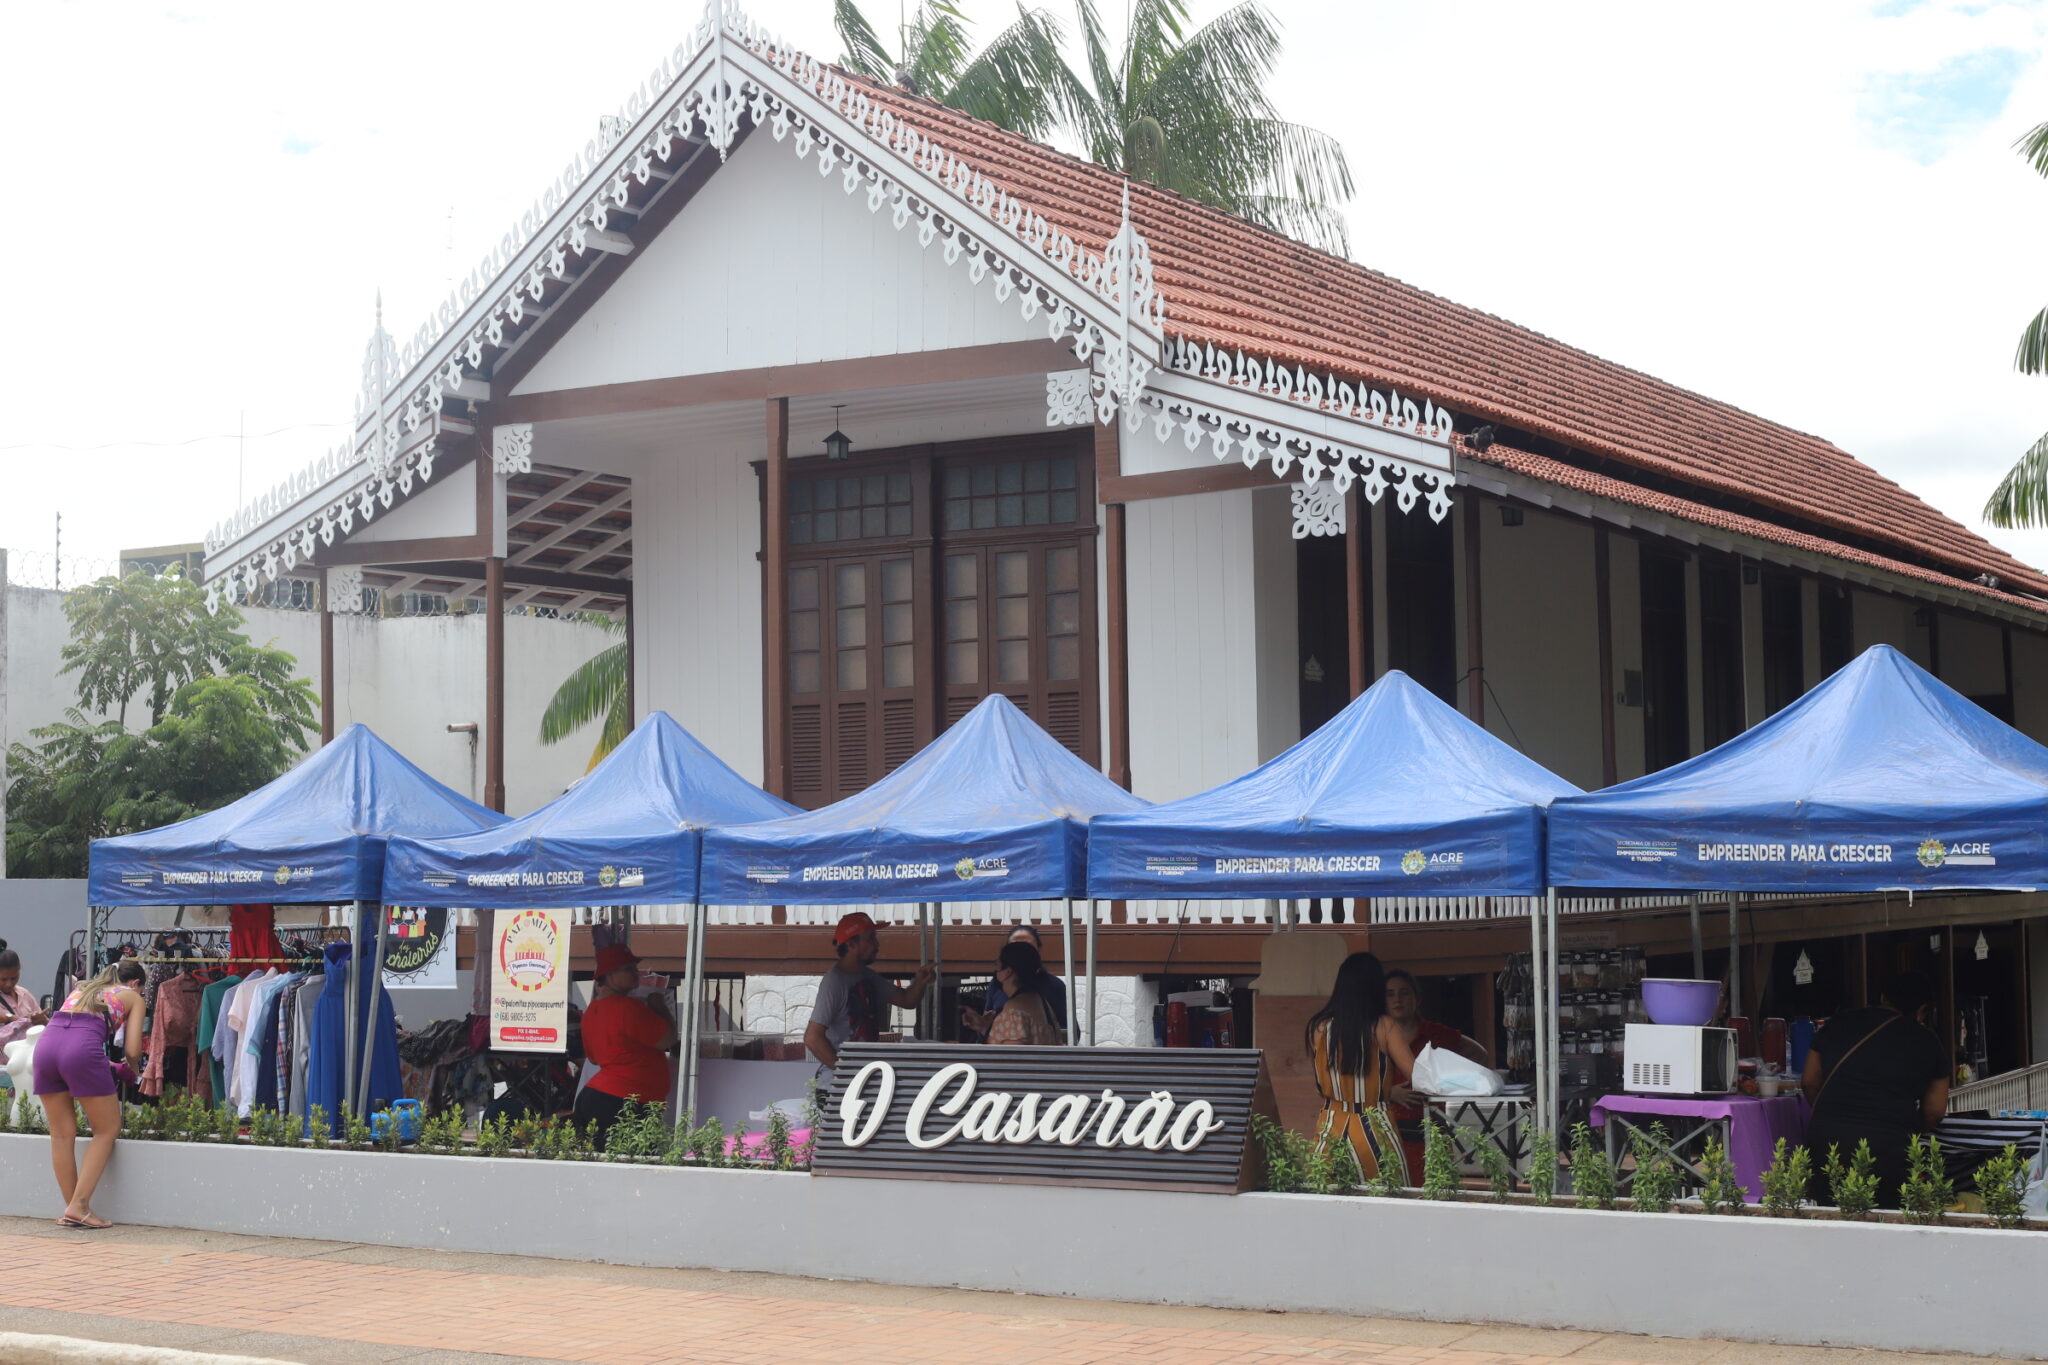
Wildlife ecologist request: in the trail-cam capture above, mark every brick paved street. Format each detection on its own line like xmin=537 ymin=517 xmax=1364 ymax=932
xmin=0 ymin=1216 xmax=2022 ymax=1365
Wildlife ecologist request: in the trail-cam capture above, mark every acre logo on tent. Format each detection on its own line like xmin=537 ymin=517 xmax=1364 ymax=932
xmin=1401 ymin=850 xmax=1427 ymax=875
xmin=1920 ymin=839 xmax=1995 ymax=868
xmin=599 ymin=865 xmax=618 ymax=888
xmin=274 ymin=865 xmax=292 ymax=885
xmin=955 ymin=856 xmax=1010 ymax=881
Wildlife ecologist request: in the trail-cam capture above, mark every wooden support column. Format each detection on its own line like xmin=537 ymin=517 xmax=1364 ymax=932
xmin=1463 ymin=495 xmax=1484 ymax=723
xmin=763 ymin=397 xmax=790 ymax=800
xmin=1100 ymin=418 xmax=1132 ymax=790
xmin=319 ymin=568 xmax=336 ymax=744
xmin=1595 ymin=527 xmax=1618 ymax=786
xmin=1346 ymin=486 xmax=1370 ymax=697
xmin=484 ymin=554 xmax=506 ymax=812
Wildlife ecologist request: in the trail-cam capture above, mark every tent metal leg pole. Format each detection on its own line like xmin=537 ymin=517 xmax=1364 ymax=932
xmin=1531 ymin=895 xmax=1547 ymax=1140
xmin=358 ymin=904 xmax=389 ymax=1119
xmin=1546 ymin=887 xmax=1560 ymax=1139
xmin=681 ymin=902 xmax=703 ymax=1127
xmin=1062 ymin=899 xmax=1077 ymax=1046
xmin=932 ymin=902 xmax=945 ymax=1044
xmin=1085 ymin=899 xmax=1098 ymax=1047
xmin=1690 ymin=895 xmax=1705 ymax=979
xmin=1728 ymin=893 xmax=1742 ymax=1024
xmin=344 ymin=901 xmax=360 ymax=1124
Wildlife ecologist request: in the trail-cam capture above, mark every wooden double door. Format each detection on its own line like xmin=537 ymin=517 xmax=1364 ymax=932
xmin=778 ymin=435 xmax=1099 ymax=807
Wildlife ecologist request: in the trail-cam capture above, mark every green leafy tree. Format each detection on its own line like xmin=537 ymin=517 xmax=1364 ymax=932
xmin=1058 ymin=0 xmax=1354 ymax=254
xmin=538 ymin=616 xmax=629 ymax=767
xmin=6 ymin=575 xmax=316 ymax=877
xmin=834 ymin=0 xmax=1072 ymax=141
xmin=833 ymin=0 xmax=1354 ymax=254
xmin=1984 ymin=120 xmax=2048 ymax=526
xmin=59 ymin=567 xmax=246 ymax=728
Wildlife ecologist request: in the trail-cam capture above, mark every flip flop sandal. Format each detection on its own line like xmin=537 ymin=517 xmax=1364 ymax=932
xmin=58 ymin=1216 xmax=111 ymax=1230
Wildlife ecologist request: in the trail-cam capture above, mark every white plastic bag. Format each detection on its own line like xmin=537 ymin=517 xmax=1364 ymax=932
xmin=1410 ymin=1042 xmax=1504 ymax=1096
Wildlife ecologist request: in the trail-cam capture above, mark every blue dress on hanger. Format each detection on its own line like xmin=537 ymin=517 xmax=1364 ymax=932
xmin=305 ymin=939 xmax=404 ymax=1135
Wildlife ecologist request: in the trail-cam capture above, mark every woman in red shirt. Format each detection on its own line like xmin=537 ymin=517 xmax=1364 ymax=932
xmin=572 ymin=945 xmax=677 ymax=1144
xmin=1384 ymin=968 xmax=1491 ymax=1182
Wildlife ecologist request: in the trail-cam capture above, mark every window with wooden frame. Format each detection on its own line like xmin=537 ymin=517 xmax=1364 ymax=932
xmin=774 ymin=435 xmax=1097 ymax=808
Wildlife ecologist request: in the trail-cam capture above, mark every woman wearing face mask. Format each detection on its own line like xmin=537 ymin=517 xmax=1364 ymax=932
xmin=0 ymin=947 xmax=49 ymax=1057
xmin=34 ymin=959 xmax=147 ymax=1230
xmin=1382 ymin=968 xmax=1491 ymax=1182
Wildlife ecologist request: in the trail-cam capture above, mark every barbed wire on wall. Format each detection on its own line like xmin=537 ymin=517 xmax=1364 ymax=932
xmin=7 ymin=549 xmax=621 ymax=625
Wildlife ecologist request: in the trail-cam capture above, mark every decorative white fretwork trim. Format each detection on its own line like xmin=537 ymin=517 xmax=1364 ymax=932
xmin=1045 ymin=371 xmax=1093 ymax=427
xmin=492 ymin=424 xmax=535 ymax=476
xmin=1164 ymin=337 xmax=1455 ymax=447
xmin=1291 ymin=482 xmax=1347 ymax=538
xmin=325 ymin=565 xmax=369 ymax=615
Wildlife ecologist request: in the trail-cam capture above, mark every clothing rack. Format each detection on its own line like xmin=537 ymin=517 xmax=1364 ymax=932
xmin=132 ymin=956 xmax=324 ymax=967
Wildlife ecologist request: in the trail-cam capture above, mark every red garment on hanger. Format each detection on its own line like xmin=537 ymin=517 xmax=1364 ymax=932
xmin=229 ymin=904 xmax=282 ymax=965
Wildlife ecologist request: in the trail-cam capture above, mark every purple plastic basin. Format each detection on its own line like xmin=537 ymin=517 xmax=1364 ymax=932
xmin=1642 ymin=978 xmax=1721 ymax=1027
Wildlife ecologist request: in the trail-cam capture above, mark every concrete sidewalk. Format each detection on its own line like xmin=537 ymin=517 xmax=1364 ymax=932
xmin=0 ymin=1215 xmax=2023 ymax=1365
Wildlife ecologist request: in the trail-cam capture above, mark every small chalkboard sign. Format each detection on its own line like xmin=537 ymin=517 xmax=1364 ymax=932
xmin=811 ymin=1044 xmax=1275 ymax=1194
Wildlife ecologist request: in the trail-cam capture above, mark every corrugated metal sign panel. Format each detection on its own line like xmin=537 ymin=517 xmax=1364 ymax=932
xmin=811 ymin=1044 xmax=1270 ymax=1193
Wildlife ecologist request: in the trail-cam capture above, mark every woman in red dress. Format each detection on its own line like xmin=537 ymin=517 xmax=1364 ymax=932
xmin=1383 ymin=968 xmax=1492 ymax=1183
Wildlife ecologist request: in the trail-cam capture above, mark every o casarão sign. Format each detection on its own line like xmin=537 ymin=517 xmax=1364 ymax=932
xmin=812 ymin=1044 xmax=1274 ymax=1193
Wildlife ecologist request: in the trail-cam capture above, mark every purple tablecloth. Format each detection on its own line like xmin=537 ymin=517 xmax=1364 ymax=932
xmin=1590 ymin=1092 xmax=1809 ymax=1203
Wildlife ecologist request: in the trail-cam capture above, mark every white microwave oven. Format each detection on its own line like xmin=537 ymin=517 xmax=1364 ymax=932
xmin=1622 ymin=1024 xmax=1738 ymax=1095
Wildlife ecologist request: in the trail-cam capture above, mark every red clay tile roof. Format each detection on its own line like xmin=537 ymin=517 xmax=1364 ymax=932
xmin=849 ymin=80 xmax=2048 ymax=604
xmin=1472 ymin=439 xmax=2048 ymax=615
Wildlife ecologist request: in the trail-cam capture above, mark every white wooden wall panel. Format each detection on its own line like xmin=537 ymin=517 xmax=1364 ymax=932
xmin=1126 ymin=489 xmax=1264 ymax=802
xmin=512 ymin=137 xmax=1040 ymax=397
xmin=1478 ymin=506 xmax=1603 ymax=790
xmin=631 ymin=445 xmax=765 ymax=787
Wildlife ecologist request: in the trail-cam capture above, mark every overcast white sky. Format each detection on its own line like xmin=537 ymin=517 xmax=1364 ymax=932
xmin=3 ymin=0 xmax=2047 ymax=582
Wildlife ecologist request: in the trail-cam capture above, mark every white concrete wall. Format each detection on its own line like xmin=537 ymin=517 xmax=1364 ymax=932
xmin=1475 ymin=505 xmax=1603 ymax=790
xmin=2 ymin=584 xmax=611 ymax=818
xmin=1125 ymin=490 xmax=1267 ymax=803
xmin=513 ymin=134 xmax=1040 ymax=397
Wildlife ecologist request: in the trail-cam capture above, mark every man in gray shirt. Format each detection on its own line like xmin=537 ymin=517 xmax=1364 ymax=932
xmin=804 ymin=912 xmax=935 ymax=1073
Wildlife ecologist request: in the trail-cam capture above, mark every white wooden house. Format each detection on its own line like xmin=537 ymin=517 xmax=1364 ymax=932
xmin=198 ymin=3 xmax=2048 ymax=1067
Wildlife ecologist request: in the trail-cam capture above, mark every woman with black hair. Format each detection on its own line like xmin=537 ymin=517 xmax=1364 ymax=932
xmin=1801 ymin=970 xmax=1950 ymax=1207
xmin=984 ymin=942 xmax=1064 ymax=1046
xmin=1304 ymin=952 xmax=1419 ymax=1182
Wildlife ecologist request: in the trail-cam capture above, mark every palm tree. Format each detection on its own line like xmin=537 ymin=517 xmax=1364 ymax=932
xmin=834 ymin=0 xmax=1073 ymax=142
xmin=833 ymin=0 xmax=1355 ymax=256
xmin=539 ymin=616 xmax=629 ymax=768
xmin=1983 ymin=120 xmax=2048 ymax=527
xmin=1059 ymin=0 xmax=1354 ymax=255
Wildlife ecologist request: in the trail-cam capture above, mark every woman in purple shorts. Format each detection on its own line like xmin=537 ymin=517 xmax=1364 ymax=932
xmin=33 ymin=959 xmax=145 ymax=1229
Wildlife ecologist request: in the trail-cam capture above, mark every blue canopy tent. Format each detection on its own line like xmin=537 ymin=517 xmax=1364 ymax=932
xmin=381 ymin=711 xmax=796 ymax=1115
xmin=86 ymin=723 xmax=506 ymax=1121
xmin=1087 ymin=669 xmax=1581 ymax=901
xmin=1548 ymin=644 xmax=2048 ymax=894
xmin=698 ymin=692 xmax=1149 ymax=1043
xmin=381 ymin=711 xmax=795 ymax=909
xmin=1547 ymin=643 xmax=2048 ymax=1083
xmin=1088 ymin=669 xmax=1580 ymax=1121
xmin=90 ymin=723 xmax=503 ymax=907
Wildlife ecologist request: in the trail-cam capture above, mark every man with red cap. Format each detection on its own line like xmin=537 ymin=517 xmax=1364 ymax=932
xmin=571 ymin=944 xmax=678 ymax=1142
xmin=803 ymin=912 xmax=935 ymax=1074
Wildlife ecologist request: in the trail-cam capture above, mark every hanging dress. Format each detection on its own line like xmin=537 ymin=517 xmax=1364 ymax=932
xmin=1311 ymin=1018 xmax=1396 ymax=1182
xmin=306 ymin=938 xmax=406 ymax=1134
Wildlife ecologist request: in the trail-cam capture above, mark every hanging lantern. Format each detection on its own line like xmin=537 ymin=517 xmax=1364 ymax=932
xmin=823 ymin=405 xmax=853 ymax=461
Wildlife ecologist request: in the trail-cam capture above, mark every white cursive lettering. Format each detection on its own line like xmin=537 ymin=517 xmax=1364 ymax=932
xmin=839 ymin=1061 xmax=895 ymax=1148
xmin=905 ymin=1062 xmax=978 ymax=1149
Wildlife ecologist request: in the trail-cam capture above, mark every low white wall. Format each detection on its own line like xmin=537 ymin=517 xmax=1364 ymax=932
xmin=1 ymin=1135 xmax=2041 ymax=1358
